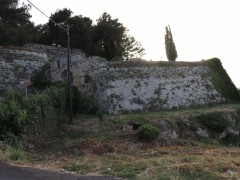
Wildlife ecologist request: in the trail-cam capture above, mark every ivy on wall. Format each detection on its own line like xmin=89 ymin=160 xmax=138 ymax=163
xmin=207 ymin=58 xmax=240 ymax=102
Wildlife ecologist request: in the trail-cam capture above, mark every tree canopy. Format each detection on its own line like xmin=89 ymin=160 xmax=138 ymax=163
xmin=0 ymin=0 xmax=36 ymax=46
xmin=0 ymin=1 xmax=145 ymax=61
xmin=37 ymin=11 xmax=145 ymax=61
xmin=93 ymin=13 xmax=145 ymax=61
xmin=165 ymin=25 xmax=178 ymax=61
xmin=93 ymin=12 xmax=126 ymax=60
xmin=122 ymin=34 xmax=145 ymax=60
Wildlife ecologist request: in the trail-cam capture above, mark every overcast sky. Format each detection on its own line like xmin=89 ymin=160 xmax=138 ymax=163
xmin=21 ymin=0 xmax=240 ymax=87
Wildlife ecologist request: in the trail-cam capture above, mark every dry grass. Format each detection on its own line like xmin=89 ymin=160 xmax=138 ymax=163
xmin=1 ymin=103 xmax=240 ymax=179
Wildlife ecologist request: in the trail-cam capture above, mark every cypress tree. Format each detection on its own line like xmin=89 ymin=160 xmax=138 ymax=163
xmin=165 ymin=25 xmax=178 ymax=61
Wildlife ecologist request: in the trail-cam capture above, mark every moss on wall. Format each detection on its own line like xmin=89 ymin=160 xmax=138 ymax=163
xmin=207 ymin=58 xmax=240 ymax=102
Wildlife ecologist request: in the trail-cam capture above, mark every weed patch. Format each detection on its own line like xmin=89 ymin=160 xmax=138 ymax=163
xmin=197 ymin=112 xmax=229 ymax=133
xmin=103 ymin=162 xmax=147 ymax=179
xmin=8 ymin=149 xmax=27 ymax=161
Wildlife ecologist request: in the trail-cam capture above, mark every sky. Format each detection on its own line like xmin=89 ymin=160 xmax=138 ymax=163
xmin=20 ymin=0 xmax=240 ymax=88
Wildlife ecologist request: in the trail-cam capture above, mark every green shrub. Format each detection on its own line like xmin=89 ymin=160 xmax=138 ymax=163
xmin=197 ymin=112 xmax=229 ymax=133
xmin=3 ymin=132 xmax=23 ymax=148
xmin=0 ymin=98 xmax=27 ymax=138
xmin=220 ymin=133 xmax=240 ymax=146
xmin=0 ymin=82 xmax=99 ymax=145
xmin=0 ymin=83 xmax=67 ymax=141
xmin=138 ymin=124 xmax=160 ymax=141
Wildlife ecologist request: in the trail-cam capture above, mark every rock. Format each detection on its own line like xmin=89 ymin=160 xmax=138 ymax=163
xmin=195 ymin=127 xmax=209 ymax=138
xmin=129 ymin=122 xmax=142 ymax=130
xmin=122 ymin=125 xmax=133 ymax=131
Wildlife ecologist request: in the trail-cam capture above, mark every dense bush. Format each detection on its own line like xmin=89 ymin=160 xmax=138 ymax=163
xmin=138 ymin=124 xmax=160 ymax=141
xmin=197 ymin=112 xmax=229 ymax=133
xmin=0 ymin=91 xmax=27 ymax=147
xmin=0 ymin=97 xmax=27 ymax=137
xmin=0 ymin=83 xmax=100 ymax=145
xmin=0 ymin=83 xmax=67 ymax=145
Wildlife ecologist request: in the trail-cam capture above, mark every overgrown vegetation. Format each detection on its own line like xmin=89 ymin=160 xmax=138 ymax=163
xmin=1 ymin=103 xmax=240 ymax=179
xmin=31 ymin=63 xmax=51 ymax=90
xmin=197 ymin=112 xmax=229 ymax=133
xmin=207 ymin=58 xmax=240 ymax=102
xmin=0 ymin=82 xmax=100 ymax=148
xmin=0 ymin=83 xmax=67 ymax=147
xmin=8 ymin=149 xmax=27 ymax=161
xmin=71 ymin=86 xmax=99 ymax=115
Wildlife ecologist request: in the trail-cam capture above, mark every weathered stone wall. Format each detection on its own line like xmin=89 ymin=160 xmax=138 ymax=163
xmin=0 ymin=45 xmax=225 ymax=114
xmin=0 ymin=46 xmax=49 ymax=91
xmin=81 ymin=61 xmax=224 ymax=114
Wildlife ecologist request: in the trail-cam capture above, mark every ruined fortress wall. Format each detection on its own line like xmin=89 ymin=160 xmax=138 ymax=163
xmin=82 ymin=61 xmax=225 ymax=114
xmin=0 ymin=45 xmax=225 ymax=114
xmin=0 ymin=46 xmax=49 ymax=91
xmin=0 ymin=45 xmax=105 ymax=91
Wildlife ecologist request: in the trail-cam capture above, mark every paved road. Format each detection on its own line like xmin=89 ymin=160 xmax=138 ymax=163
xmin=0 ymin=162 xmax=116 ymax=180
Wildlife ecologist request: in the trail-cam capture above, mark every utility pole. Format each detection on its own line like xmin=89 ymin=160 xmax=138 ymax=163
xmin=67 ymin=25 xmax=73 ymax=124
xmin=26 ymin=0 xmax=73 ymax=124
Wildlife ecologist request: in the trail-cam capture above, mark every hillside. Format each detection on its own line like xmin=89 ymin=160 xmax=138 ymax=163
xmin=1 ymin=103 xmax=240 ymax=179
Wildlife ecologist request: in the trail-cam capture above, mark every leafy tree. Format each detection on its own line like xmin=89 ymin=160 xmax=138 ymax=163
xmin=34 ymin=24 xmax=50 ymax=45
xmin=0 ymin=0 xmax=36 ymax=46
xmin=0 ymin=0 xmax=31 ymax=25
xmin=122 ymin=34 xmax=145 ymax=60
xmin=93 ymin=12 xmax=126 ymax=60
xmin=37 ymin=8 xmax=94 ymax=55
xmin=35 ymin=10 xmax=145 ymax=61
xmin=48 ymin=8 xmax=72 ymax=46
xmin=165 ymin=25 xmax=178 ymax=61
xmin=68 ymin=15 xmax=94 ymax=54
xmin=93 ymin=12 xmax=145 ymax=61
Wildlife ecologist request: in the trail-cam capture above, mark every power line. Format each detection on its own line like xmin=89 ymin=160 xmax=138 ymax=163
xmin=26 ymin=0 xmax=67 ymax=31
xmin=26 ymin=0 xmax=73 ymax=124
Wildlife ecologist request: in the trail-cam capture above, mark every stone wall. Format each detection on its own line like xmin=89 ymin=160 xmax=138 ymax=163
xmin=0 ymin=45 xmax=226 ymax=114
xmin=81 ymin=61 xmax=225 ymax=114
xmin=0 ymin=46 xmax=48 ymax=91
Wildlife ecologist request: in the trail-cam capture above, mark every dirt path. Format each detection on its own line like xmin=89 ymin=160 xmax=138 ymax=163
xmin=0 ymin=162 xmax=117 ymax=180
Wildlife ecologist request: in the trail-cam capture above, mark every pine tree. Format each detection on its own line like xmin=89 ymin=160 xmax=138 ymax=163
xmin=165 ymin=25 xmax=178 ymax=61
xmin=0 ymin=0 xmax=35 ymax=46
